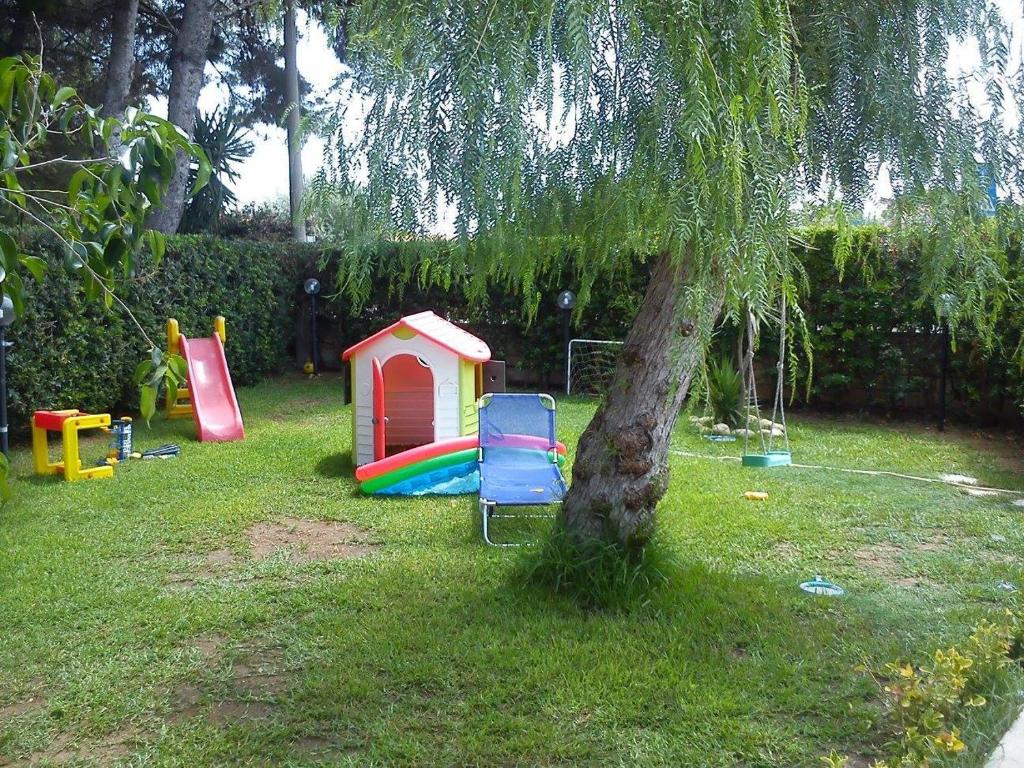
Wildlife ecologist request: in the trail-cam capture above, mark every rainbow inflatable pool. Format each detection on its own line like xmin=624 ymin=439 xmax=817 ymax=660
xmin=356 ymin=435 xmax=567 ymax=496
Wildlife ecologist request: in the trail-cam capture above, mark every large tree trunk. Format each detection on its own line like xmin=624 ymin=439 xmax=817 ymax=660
xmin=148 ymin=0 xmax=216 ymax=234
xmin=101 ymin=0 xmax=139 ymax=117
xmin=284 ymin=0 xmax=306 ymax=242
xmin=560 ymin=248 xmax=725 ymax=550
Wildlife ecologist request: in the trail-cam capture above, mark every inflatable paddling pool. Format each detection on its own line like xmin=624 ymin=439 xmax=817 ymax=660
xmin=356 ymin=435 xmax=567 ymax=496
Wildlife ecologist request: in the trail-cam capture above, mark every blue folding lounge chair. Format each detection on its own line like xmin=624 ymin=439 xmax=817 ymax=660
xmin=478 ymin=393 xmax=568 ymax=546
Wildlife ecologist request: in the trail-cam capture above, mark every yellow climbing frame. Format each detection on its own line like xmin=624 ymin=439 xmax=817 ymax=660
xmin=31 ymin=410 xmax=113 ymax=482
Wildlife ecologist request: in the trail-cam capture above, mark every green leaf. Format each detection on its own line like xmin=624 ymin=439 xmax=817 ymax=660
xmin=3 ymin=172 xmax=24 ymax=207
xmin=1 ymin=136 xmax=17 ymax=172
xmin=18 ymin=255 xmax=46 ymax=282
xmin=139 ymin=384 xmax=157 ymax=426
xmin=167 ymin=354 xmax=188 ymax=383
xmin=147 ymin=363 xmax=168 ymax=388
xmin=51 ymin=86 xmax=76 ymax=109
xmin=5 ymin=271 xmax=23 ymax=318
xmin=65 ymin=241 xmax=86 ymax=270
xmin=132 ymin=359 xmax=153 ymax=385
xmin=67 ymin=168 xmax=90 ymax=202
xmin=147 ymin=230 xmax=166 ymax=262
xmin=0 ymin=63 xmax=17 ymax=116
xmin=191 ymin=154 xmax=212 ymax=195
xmin=0 ymin=231 xmax=16 ymax=267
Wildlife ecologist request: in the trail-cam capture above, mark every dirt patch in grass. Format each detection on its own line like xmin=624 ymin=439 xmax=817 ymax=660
xmin=853 ymin=542 xmax=904 ymax=576
xmin=26 ymin=725 xmax=143 ymax=765
xmin=913 ymin=534 xmax=950 ymax=553
xmin=0 ymin=684 xmax=46 ymax=721
xmin=169 ymin=636 xmax=289 ymax=729
xmin=230 ymin=646 xmax=288 ymax=698
xmin=165 ymin=572 xmax=198 ymax=590
xmin=163 ymin=518 xmax=377 ymax=590
xmin=246 ymin=518 xmax=377 ymax=563
xmin=205 ymin=548 xmax=236 ymax=567
xmin=207 ymin=700 xmax=274 ymax=724
xmin=193 ymin=632 xmax=227 ymax=663
xmin=772 ymin=541 xmax=800 ymax=561
xmin=851 ymin=541 xmax=940 ymax=587
xmin=266 ymin=396 xmax=330 ymax=423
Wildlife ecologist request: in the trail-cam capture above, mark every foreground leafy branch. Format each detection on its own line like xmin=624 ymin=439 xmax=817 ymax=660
xmin=0 ymin=53 xmax=210 ymax=453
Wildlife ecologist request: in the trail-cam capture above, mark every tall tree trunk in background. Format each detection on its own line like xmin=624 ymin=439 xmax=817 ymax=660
xmin=560 ymin=249 xmax=725 ymax=550
xmin=284 ymin=0 xmax=306 ymax=242
xmin=149 ymin=0 xmax=216 ymax=234
xmin=101 ymin=0 xmax=139 ymax=117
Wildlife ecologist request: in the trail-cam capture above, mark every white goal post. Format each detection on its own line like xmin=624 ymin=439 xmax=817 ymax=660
xmin=566 ymin=338 xmax=625 ymax=396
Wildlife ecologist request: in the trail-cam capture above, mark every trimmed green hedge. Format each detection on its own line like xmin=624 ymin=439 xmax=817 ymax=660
xmin=7 ymin=226 xmax=1022 ymax=437
xmin=790 ymin=227 xmax=1022 ymax=422
xmin=309 ymin=230 xmax=1023 ymax=425
xmin=8 ymin=231 xmax=313 ymax=431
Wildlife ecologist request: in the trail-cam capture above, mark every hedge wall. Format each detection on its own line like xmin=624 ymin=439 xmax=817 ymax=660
xmin=8 ymin=226 xmax=1023 ymax=436
xmin=297 ymin=247 xmax=646 ymax=391
xmin=789 ymin=228 xmax=1023 ymax=422
xmin=8 ymin=231 xmax=314 ymax=430
xmin=304 ymin=231 xmax=1023 ymax=426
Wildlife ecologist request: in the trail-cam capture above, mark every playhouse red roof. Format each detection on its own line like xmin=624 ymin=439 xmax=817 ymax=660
xmin=342 ymin=311 xmax=491 ymax=363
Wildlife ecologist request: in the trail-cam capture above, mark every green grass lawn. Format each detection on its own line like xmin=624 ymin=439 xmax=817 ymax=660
xmin=1 ymin=375 xmax=1023 ymax=766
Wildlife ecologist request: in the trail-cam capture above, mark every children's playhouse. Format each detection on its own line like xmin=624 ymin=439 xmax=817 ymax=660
xmin=344 ymin=311 xmax=567 ymax=496
xmin=343 ymin=310 xmax=491 ymax=466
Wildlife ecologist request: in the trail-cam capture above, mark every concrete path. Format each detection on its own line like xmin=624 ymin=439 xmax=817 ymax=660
xmin=987 ymin=710 xmax=1024 ymax=768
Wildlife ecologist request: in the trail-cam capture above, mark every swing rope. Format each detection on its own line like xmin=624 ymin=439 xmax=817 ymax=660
xmin=767 ymin=295 xmax=791 ymax=455
xmin=741 ymin=297 xmax=790 ymax=459
xmin=741 ymin=308 xmax=765 ymax=457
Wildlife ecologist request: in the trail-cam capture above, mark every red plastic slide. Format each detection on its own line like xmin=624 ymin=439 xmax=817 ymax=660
xmin=179 ymin=333 xmax=245 ymax=442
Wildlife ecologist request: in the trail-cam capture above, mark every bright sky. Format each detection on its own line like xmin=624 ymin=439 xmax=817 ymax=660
xmin=197 ymin=11 xmax=343 ymax=207
xmin=190 ymin=4 xmax=1024 ymax=213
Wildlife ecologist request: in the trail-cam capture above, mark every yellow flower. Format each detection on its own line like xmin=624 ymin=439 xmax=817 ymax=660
xmin=935 ymin=730 xmax=965 ymax=753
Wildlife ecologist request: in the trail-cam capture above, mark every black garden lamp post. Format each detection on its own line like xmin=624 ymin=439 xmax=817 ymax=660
xmin=0 ymin=295 xmax=15 ymax=456
xmin=304 ymin=278 xmax=321 ymax=375
xmin=937 ymin=292 xmax=956 ymax=432
xmin=557 ymin=289 xmax=575 ymax=393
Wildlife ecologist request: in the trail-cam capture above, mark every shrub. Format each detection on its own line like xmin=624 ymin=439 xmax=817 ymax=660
xmin=7 ymin=230 xmax=313 ymax=431
xmin=706 ymin=355 xmax=745 ymax=427
xmin=824 ymin=612 xmax=1023 ymax=768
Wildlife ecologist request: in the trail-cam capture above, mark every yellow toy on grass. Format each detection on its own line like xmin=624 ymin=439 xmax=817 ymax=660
xmin=32 ymin=409 xmax=113 ymax=481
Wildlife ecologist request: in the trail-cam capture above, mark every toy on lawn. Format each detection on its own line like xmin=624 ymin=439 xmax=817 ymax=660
xmin=344 ymin=311 xmax=550 ymax=496
xmin=32 ymin=409 xmax=114 ymax=481
xmin=165 ymin=316 xmax=245 ymax=442
xmin=740 ymin=297 xmax=792 ymax=468
xmin=104 ymin=416 xmax=134 ymax=463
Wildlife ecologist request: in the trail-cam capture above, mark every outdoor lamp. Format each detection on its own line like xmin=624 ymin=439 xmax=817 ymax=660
xmin=304 ymin=278 xmax=322 ymax=375
xmin=936 ymin=293 xmax=956 ymax=432
xmin=557 ymin=290 xmax=575 ymax=392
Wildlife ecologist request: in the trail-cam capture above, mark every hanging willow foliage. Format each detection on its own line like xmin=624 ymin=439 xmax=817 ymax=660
xmin=311 ymin=0 xmax=1019 ymax=340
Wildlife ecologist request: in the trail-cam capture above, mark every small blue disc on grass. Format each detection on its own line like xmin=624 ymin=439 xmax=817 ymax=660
xmin=800 ymin=575 xmax=844 ymax=597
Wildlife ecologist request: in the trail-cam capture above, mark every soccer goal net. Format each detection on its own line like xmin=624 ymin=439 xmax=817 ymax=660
xmin=566 ymin=338 xmax=625 ymax=396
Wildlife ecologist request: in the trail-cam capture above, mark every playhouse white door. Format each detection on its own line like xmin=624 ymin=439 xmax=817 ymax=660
xmin=371 ymin=356 xmax=385 ymax=461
